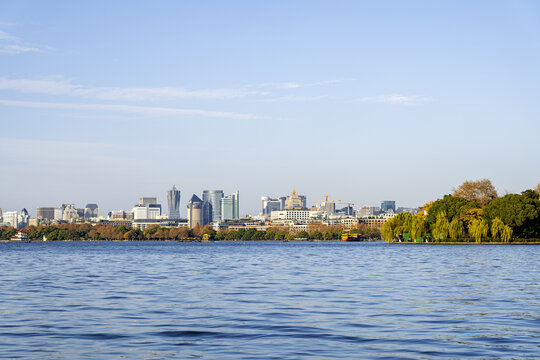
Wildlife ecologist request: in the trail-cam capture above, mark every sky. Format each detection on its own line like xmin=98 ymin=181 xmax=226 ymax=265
xmin=1 ymin=0 xmax=539 ymax=217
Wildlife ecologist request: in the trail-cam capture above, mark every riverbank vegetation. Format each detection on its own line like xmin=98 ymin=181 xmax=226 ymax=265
xmin=382 ymin=179 xmax=540 ymax=243
xmin=0 ymin=223 xmax=380 ymax=241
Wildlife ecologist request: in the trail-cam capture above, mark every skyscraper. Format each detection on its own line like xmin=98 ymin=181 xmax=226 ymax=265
xmin=202 ymin=190 xmax=224 ymax=223
xmin=381 ymin=201 xmax=396 ymax=212
xmin=285 ymin=187 xmax=304 ymax=210
xmin=221 ymin=190 xmax=240 ymax=221
xmin=37 ymin=207 xmax=55 ymax=220
xmin=167 ymin=185 xmax=181 ymax=219
xmin=261 ymin=197 xmax=282 ymax=215
xmin=187 ymin=194 xmax=203 ymax=228
xmin=84 ymin=204 xmax=99 ymax=218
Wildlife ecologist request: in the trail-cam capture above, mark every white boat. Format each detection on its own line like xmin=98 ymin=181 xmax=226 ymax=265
xmin=43 ymin=235 xmax=48 ymax=242
xmin=10 ymin=231 xmax=29 ymax=241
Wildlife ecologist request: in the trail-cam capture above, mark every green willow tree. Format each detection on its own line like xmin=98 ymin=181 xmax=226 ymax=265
xmin=491 ymin=217 xmax=505 ymax=241
xmin=501 ymin=225 xmax=513 ymax=243
xmin=432 ymin=211 xmax=449 ymax=242
xmin=410 ymin=216 xmax=426 ymax=241
xmin=469 ymin=219 xmax=489 ymax=243
xmin=448 ymin=218 xmax=464 ymax=241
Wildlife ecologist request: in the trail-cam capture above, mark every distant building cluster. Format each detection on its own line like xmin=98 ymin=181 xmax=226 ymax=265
xmin=0 ymin=185 xmax=419 ymax=232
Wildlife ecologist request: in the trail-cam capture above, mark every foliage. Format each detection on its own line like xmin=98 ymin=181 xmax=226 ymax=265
xmin=483 ymin=192 xmax=540 ymax=238
xmin=425 ymin=195 xmax=477 ymax=231
xmin=381 ymin=213 xmax=413 ymax=242
xmin=490 ymin=217 xmax=505 ymax=241
xmin=432 ymin=211 xmax=449 ymax=242
xmin=453 ymin=179 xmax=498 ymax=207
xmin=469 ymin=219 xmax=489 ymax=243
xmin=501 ymin=225 xmax=513 ymax=243
xmin=448 ymin=218 xmax=464 ymax=241
xmin=410 ymin=216 xmax=426 ymax=241
xmin=0 ymin=226 xmax=17 ymax=240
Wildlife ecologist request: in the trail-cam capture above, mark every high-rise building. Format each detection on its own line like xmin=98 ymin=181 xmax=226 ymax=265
xmin=3 ymin=211 xmax=17 ymax=227
xmin=285 ymin=187 xmax=304 ymax=210
xmin=0 ymin=206 xmax=3 ymax=220
xmin=221 ymin=190 xmax=240 ymax=221
xmin=139 ymin=197 xmax=157 ymax=206
xmin=167 ymin=186 xmax=181 ymax=219
xmin=300 ymin=195 xmax=307 ymax=209
xmin=202 ymin=190 xmax=224 ymax=223
xmin=381 ymin=201 xmax=396 ymax=213
xmin=18 ymin=208 xmax=29 ymax=228
xmin=54 ymin=207 xmax=63 ymax=221
xmin=63 ymin=205 xmax=78 ymax=221
xmin=261 ymin=197 xmax=282 ymax=215
xmin=187 ymin=194 xmax=203 ymax=228
xmin=37 ymin=207 xmax=55 ymax=220
xmin=84 ymin=204 xmax=99 ymax=218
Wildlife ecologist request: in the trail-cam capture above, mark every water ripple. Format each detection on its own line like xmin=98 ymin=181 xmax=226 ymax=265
xmin=0 ymin=241 xmax=538 ymax=359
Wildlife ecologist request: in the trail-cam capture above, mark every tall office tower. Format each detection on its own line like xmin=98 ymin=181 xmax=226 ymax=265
xmin=279 ymin=197 xmax=287 ymax=210
xmin=18 ymin=208 xmax=29 ymax=228
xmin=300 ymin=195 xmax=307 ymax=209
xmin=381 ymin=201 xmax=396 ymax=213
xmin=233 ymin=190 xmax=239 ymax=219
xmin=261 ymin=197 xmax=282 ymax=215
xmin=139 ymin=197 xmax=157 ymax=206
xmin=202 ymin=190 xmax=224 ymax=223
xmin=84 ymin=204 xmax=99 ymax=218
xmin=167 ymin=185 xmax=181 ymax=219
xmin=3 ymin=211 xmax=17 ymax=227
xmin=37 ymin=207 xmax=55 ymax=220
xmin=221 ymin=190 xmax=240 ymax=221
xmin=54 ymin=207 xmax=63 ymax=220
xmin=187 ymin=194 xmax=203 ymax=228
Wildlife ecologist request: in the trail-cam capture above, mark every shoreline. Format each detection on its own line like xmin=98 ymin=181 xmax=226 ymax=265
xmin=389 ymin=241 xmax=540 ymax=245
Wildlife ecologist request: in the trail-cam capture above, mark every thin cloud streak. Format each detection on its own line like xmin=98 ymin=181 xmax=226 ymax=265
xmin=0 ymin=77 xmax=345 ymax=101
xmin=360 ymin=94 xmax=433 ymax=105
xmin=0 ymin=30 xmax=41 ymax=54
xmin=259 ymin=79 xmax=343 ymax=89
xmin=259 ymin=95 xmax=328 ymax=103
xmin=0 ymin=77 xmax=269 ymax=100
xmin=0 ymin=99 xmax=265 ymax=120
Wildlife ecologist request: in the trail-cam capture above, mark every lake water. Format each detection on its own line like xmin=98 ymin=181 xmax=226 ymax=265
xmin=0 ymin=241 xmax=538 ymax=359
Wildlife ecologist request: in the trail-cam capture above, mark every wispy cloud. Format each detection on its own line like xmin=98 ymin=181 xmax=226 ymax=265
xmin=0 ymin=99 xmax=265 ymax=120
xmin=0 ymin=77 xmax=269 ymax=100
xmin=0 ymin=30 xmax=41 ymax=54
xmin=360 ymin=94 xmax=432 ymax=105
xmin=259 ymin=95 xmax=328 ymax=103
xmin=259 ymin=79 xmax=343 ymax=89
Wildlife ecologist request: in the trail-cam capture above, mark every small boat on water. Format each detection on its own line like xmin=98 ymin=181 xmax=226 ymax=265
xmin=43 ymin=235 xmax=48 ymax=242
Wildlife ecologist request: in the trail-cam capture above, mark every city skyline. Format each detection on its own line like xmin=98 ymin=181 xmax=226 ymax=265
xmin=1 ymin=1 xmax=539 ymax=215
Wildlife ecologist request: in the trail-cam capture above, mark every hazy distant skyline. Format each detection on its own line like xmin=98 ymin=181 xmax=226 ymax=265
xmin=1 ymin=1 xmax=539 ymax=216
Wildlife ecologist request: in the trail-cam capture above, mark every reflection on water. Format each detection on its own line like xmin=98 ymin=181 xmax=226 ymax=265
xmin=0 ymin=241 xmax=538 ymax=359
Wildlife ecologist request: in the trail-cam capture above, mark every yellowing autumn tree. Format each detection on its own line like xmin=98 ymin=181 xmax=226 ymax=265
xmin=453 ymin=179 xmax=498 ymax=207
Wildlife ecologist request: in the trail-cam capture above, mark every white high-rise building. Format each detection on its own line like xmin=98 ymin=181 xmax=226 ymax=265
xmin=3 ymin=211 xmax=18 ymax=227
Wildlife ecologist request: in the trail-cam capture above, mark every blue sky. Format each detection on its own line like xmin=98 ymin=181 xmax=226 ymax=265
xmin=1 ymin=0 xmax=539 ymax=216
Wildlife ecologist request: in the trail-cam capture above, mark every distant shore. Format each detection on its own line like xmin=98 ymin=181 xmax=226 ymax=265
xmin=389 ymin=241 xmax=540 ymax=245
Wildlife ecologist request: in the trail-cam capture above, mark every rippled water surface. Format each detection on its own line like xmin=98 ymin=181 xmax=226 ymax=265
xmin=0 ymin=241 xmax=538 ymax=359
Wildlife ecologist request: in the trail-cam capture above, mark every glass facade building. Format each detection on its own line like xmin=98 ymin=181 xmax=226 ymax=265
xmin=167 ymin=186 xmax=181 ymax=219
xmin=202 ymin=190 xmax=224 ymax=224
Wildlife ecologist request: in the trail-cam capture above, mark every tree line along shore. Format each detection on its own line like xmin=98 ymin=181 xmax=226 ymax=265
xmin=0 ymin=223 xmax=380 ymax=242
xmin=382 ymin=180 xmax=540 ymax=244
